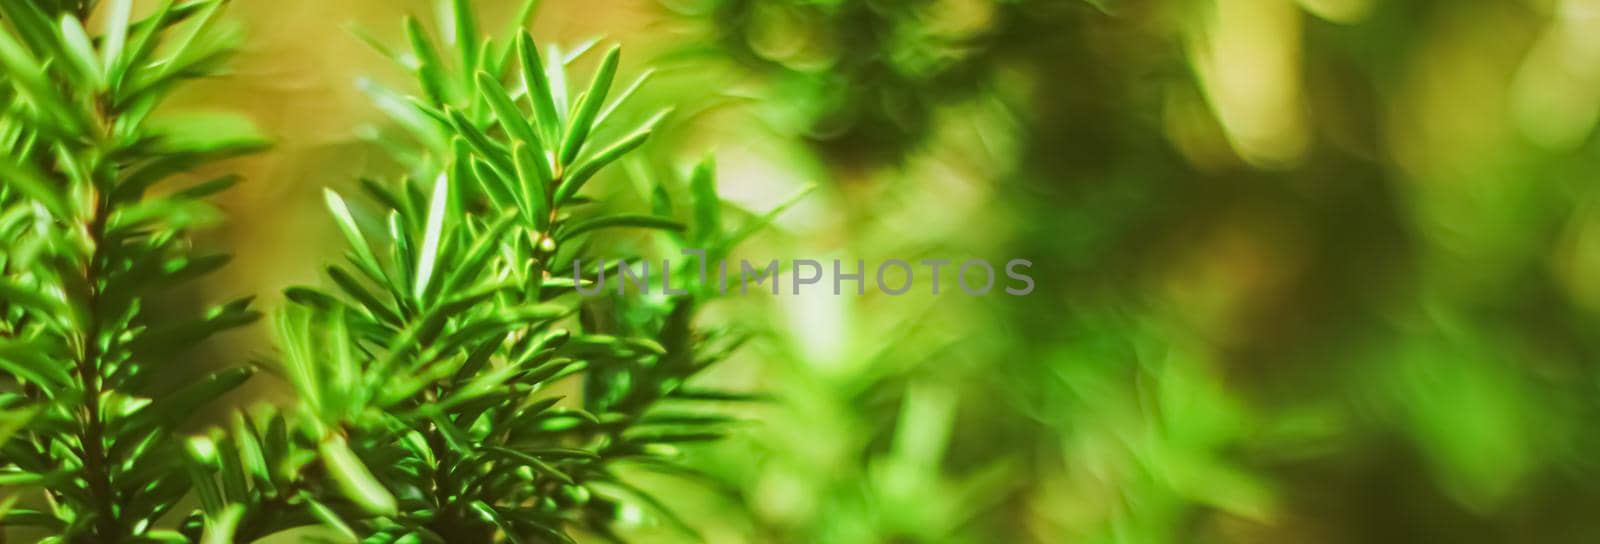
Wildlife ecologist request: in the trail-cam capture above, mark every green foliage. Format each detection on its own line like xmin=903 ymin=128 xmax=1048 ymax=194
xmin=0 ymin=1 xmax=755 ymax=542
xmin=0 ymin=0 xmax=265 ymax=542
xmin=694 ymin=0 xmax=992 ymax=167
xmin=176 ymin=2 xmax=755 ymax=542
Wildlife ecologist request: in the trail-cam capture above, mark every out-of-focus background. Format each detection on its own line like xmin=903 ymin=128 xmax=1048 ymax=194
xmin=184 ymin=0 xmax=1600 ymax=541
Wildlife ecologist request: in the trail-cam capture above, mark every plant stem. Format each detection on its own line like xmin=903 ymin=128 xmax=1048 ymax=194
xmin=74 ymin=93 xmax=122 ymax=538
xmin=74 ymin=187 xmax=121 ymax=542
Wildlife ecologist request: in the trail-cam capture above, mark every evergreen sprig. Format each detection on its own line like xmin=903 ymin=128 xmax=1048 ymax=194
xmin=0 ymin=0 xmax=266 ymax=542
xmin=180 ymin=2 xmax=762 ymax=542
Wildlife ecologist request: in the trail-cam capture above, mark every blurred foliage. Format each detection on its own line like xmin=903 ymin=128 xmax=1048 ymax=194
xmin=642 ymin=0 xmax=1600 ymax=542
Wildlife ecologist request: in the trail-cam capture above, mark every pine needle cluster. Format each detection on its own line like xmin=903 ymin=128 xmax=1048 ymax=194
xmin=0 ymin=1 xmax=762 ymax=542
